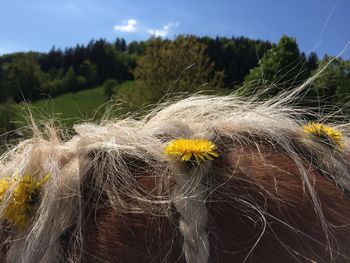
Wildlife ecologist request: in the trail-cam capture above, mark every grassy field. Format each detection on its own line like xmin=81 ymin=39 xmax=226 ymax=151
xmin=0 ymin=85 xmax=112 ymax=150
xmin=13 ymin=81 xmax=138 ymax=130
xmin=8 ymin=80 xmax=228 ymax=132
xmin=16 ymin=86 xmax=106 ymax=129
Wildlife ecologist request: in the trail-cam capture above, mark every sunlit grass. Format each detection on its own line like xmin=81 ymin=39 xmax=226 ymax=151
xmin=15 ymin=86 xmax=106 ymax=130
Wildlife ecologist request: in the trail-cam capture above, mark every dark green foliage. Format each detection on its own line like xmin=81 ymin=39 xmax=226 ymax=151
xmin=64 ymin=66 xmax=78 ymax=92
xmin=0 ymin=35 xmax=322 ymax=105
xmin=2 ymin=54 xmax=46 ymax=102
xmin=63 ymin=66 xmax=86 ymax=92
xmin=39 ymin=47 xmax=64 ymax=71
xmin=43 ymin=78 xmax=65 ymax=96
xmin=3 ymin=34 xmax=350 ymax=130
xmin=115 ymin=38 xmax=127 ymax=52
xmin=79 ymin=59 xmax=97 ymax=87
xmin=132 ymin=36 xmax=224 ymax=104
xmin=103 ymin=79 xmax=119 ymax=100
xmin=113 ymin=81 xmax=150 ymax=114
xmin=306 ymin=52 xmax=319 ymax=72
xmin=0 ymin=38 xmax=137 ymax=103
xmin=242 ymin=35 xmax=310 ymax=97
xmin=127 ymin=41 xmax=146 ymax=55
xmin=0 ymin=100 xmax=17 ymax=133
xmin=313 ymin=56 xmax=350 ymax=104
xmin=200 ymin=36 xmax=274 ymax=87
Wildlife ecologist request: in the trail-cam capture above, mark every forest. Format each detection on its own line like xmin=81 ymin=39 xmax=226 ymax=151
xmin=0 ymin=34 xmax=349 ymax=136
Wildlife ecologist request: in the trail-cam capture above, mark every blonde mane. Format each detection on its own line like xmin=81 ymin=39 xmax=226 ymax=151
xmin=0 ymin=90 xmax=350 ymax=262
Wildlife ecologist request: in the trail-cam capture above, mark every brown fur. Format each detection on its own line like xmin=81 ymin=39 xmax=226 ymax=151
xmin=1 ymin=93 xmax=350 ymax=262
xmin=80 ymin=143 xmax=350 ymax=262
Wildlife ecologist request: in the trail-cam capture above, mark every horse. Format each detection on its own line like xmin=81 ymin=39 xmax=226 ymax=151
xmin=0 ymin=89 xmax=350 ymax=263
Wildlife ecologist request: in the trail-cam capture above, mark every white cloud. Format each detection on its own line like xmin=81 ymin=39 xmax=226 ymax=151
xmin=148 ymin=22 xmax=179 ymax=38
xmin=114 ymin=19 xmax=137 ymax=33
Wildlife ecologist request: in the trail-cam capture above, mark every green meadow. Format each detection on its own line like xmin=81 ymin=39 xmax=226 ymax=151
xmin=11 ymin=81 xmax=137 ymax=131
xmin=12 ymin=86 xmax=105 ymax=130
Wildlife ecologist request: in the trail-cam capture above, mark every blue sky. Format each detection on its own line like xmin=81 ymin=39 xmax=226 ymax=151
xmin=0 ymin=0 xmax=350 ymax=57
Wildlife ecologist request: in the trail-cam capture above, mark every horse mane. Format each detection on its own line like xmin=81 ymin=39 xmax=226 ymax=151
xmin=1 ymin=88 xmax=350 ymax=262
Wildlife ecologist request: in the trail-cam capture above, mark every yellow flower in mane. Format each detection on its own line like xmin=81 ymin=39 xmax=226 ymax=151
xmin=303 ymin=122 xmax=344 ymax=148
xmin=0 ymin=174 xmax=50 ymax=230
xmin=164 ymin=138 xmax=219 ymax=162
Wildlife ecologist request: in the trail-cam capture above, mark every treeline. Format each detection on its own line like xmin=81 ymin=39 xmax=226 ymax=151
xmin=0 ymin=35 xmax=278 ymax=103
xmin=1 ymin=34 xmax=350 ymax=132
xmin=0 ymin=38 xmax=146 ymax=102
xmin=202 ymin=36 xmax=275 ymax=86
xmin=241 ymin=36 xmax=350 ymax=107
xmin=119 ymin=34 xmax=350 ymax=109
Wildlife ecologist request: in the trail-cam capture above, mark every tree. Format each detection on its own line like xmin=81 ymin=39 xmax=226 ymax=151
xmin=201 ymin=36 xmax=273 ymax=87
xmin=313 ymin=56 xmax=350 ymax=104
xmin=79 ymin=59 xmax=97 ymax=87
xmin=3 ymin=54 xmax=45 ymax=102
xmin=65 ymin=66 xmax=77 ymax=91
xmin=40 ymin=46 xmax=64 ymax=71
xmin=0 ymin=100 xmax=17 ymax=133
xmin=127 ymin=41 xmax=146 ymax=55
xmin=115 ymin=38 xmax=127 ymax=52
xmin=103 ymin=79 xmax=119 ymax=100
xmin=0 ymin=65 xmax=12 ymax=102
xmin=88 ymin=39 xmax=131 ymax=83
xmin=242 ymin=35 xmax=310 ymax=97
xmin=306 ymin=52 xmax=319 ymax=72
xmin=132 ymin=36 xmax=223 ymax=104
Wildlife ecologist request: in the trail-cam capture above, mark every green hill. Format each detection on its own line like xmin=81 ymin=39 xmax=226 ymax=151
xmin=14 ymin=81 xmax=138 ymax=129
xmin=14 ymin=86 xmax=107 ymax=129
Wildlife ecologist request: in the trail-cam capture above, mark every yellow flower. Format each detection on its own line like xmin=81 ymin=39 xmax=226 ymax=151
xmin=0 ymin=174 xmax=50 ymax=230
xmin=303 ymin=122 xmax=344 ymax=148
xmin=164 ymin=138 xmax=219 ymax=162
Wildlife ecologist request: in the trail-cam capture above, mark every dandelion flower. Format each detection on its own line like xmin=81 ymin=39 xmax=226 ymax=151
xmin=303 ymin=122 xmax=343 ymax=148
xmin=164 ymin=138 xmax=219 ymax=162
xmin=0 ymin=174 xmax=50 ymax=230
